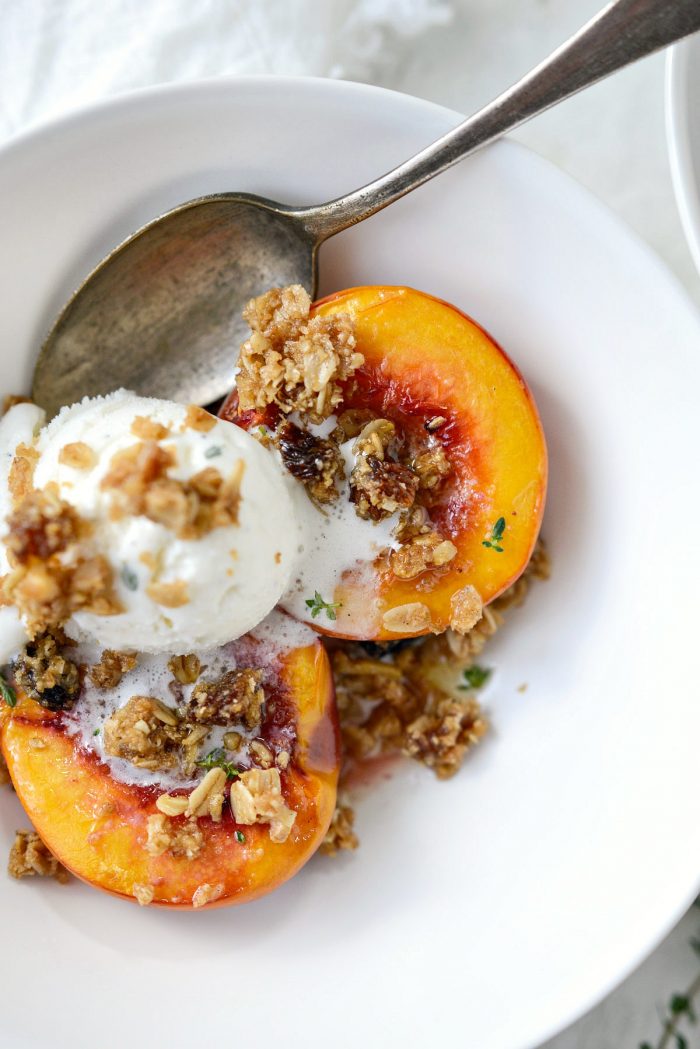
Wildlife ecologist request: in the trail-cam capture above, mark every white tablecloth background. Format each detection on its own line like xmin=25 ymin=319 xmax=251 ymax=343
xmin=2 ymin=1 xmax=698 ymax=1045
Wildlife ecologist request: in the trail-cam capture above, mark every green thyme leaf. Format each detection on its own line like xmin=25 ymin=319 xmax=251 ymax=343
xmin=670 ymin=995 xmax=691 ymax=1017
xmin=195 ymin=747 xmax=239 ymax=779
xmin=459 ymin=665 xmax=492 ymax=690
xmin=93 ymin=728 xmax=100 ymax=736
xmin=235 ymin=830 xmax=245 ymax=843
xmin=0 ymin=673 xmax=16 ymax=707
xmin=675 ymin=1035 xmax=688 ymax=1049
xmin=483 ymin=517 xmax=507 ymax=553
xmin=120 ymin=564 xmax=139 ymax=591
xmin=204 ymin=445 xmax=222 ymax=459
xmin=305 ymin=591 xmax=341 ymax=621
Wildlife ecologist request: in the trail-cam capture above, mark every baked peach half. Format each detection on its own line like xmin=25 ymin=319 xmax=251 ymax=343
xmin=222 ymin=285 xmax=547 ymax=642
xmin=0 ymin=626 xmax=339 ymax=908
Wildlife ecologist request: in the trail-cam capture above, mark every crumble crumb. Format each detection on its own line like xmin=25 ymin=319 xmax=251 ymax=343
xmin=191 ymin=881 xmax=224 ymax=908
xmin=403 ymin=694 xmax=488 ymax=779
xmin=381 ymin=602 xmax=432 ymax=634
xmin=8 ymin=829 xmax=69 ymax=883
xmin=184 ymin=767 xmax=227 ymax=819
xmin=101 ymin=441 xmax=244 ymax=540
xmin=145 ymin=813 xmax=203 ymax=859
xmin=449 ymin=585 xmax=483 ymax=635
xmin=229 ymin=767 xmax=296 ymax=843
xmin=89 ymin=649 xmax=138 ymax=689
xmin=412 ymin=443 xmax=451 ymax=491
xmin=133 ymin=883 xmax=155 ymax=906
xmin=181 ymin=405 xmax=217 ymax=433
xmin=3 ymin=488 xmax=122 ymax=634
xmin=277 ymin=420 xmax=344 ymax=504
xmin=390 ymin=531 xmax=457 ymax=580
xmin=237 ymin=285 xmax=363 ymax=423
xmin=8 ymin=442 xmax=40 ymax=506
xmin=320 ymin=798 xmax=359 ymax=856
xmin=333 ymin=646 xmax=487 ymax=781
xmin=249 ymin=739 xmax=273 ymax=769
xmin=168 ymin=653 xmax=201 ymax=685
xmin=350 ymin=419 xmax=419 ymax=521
xmin=146 ymin=579 xmax=189 ymax=608
xmin=131 ymin=416 xmax=170 ymax=441
xmin=58 ymin=441 xmax=97 ymax=471
xmin=187 ymin=668 xmax=264 ymax=729
xmin=13 ymin=632 xmax=80 ymax=710
xmin=103 ymin=696 xmax=184 ymax=770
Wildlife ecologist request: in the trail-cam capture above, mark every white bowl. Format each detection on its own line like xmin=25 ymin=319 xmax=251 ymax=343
xmin=667 ymin=36 xmax=700 ymax=275
xmin=1 ymin=77 xmax=700 ymax=1049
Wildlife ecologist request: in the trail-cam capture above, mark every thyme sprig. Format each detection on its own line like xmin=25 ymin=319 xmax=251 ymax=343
xmin=482 ymin=516 xmax=506 ymax=553
xmin=305 ymin=591 xmax=342 ymax=621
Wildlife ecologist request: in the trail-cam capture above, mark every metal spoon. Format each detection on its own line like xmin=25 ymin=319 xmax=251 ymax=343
xmin=33 ymin=0 xmax=700 ymax=417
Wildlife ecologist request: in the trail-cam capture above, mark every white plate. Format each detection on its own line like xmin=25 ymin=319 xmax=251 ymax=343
xmin=1 ymin=77 xmax=699 ymax=1049
xmin=667 ymin=36 xmax=700 ymax=275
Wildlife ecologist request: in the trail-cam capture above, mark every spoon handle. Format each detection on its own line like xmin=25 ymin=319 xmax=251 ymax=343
xmin=301 ymin=0 xmax=700 ymax=242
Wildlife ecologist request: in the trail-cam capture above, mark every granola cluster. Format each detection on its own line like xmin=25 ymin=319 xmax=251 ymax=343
xmin=186 ymin=668 xmax=264 ymax=729
xmin=2 ymin=487 xmax=122 ymax=637
xmin=89 ymin=648 xmax=138 ymax=689
xmin=8 ymin=829 xmax=69 ymax=883
xmin=13 ymin=631 xmax=80 ymax=710
xmin=103 ymin=695 xmax=184 ymax=771
xmin=237 ymin=285 xmax=363 ymax=423
xmin=235 ymin=288 xmax=457 ymax=582
xmin=101 ymin=440 xmax=244 ymax=541
xmin=325 ymin=541 xmax=550 ymax=853
xmin=277 ymin=421 xmax=344 ymax=504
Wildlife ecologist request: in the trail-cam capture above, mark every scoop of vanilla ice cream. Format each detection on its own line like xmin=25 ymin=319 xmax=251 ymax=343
xmin=23 ymin=390 xmax=300 ymax=653
xmin=0 ymin=402 xmax=47 ymax=662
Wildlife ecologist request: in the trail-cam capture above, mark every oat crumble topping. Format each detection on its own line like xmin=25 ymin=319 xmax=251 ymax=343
xmin=103 ymin=695 xmax=184 ymax=771
xmin=100 ymin=440 xmax=244 ymax=541
xmin=58 ymin=441 xmax=97 ymax=471
xmin=277 ymin=420 xmax=345 ymax=504
xmin=131 ymin=416 xmax=170 ymax=441
xmin=145 ymin=579 xmax=189 ymax=608
xmin=13 ymin=632 xmax=80 ymax=710
xmin=237 ymin=285 xmax=363 ymax=423
xmin=390 ymin=531 xmax=458 ymax=580
xmin=191 ymin=881 xmax=224 ymax=908
xmin=145 ymin=813 xmax=203 ymax=859
xmin=181 ymin=405 xmax=217 ymax=433
xmin=89 ymin=649 xmax=138 ymax=689
xmin=133 ymin=883 xmax=155 ymax=906
xmin=168 ymin=653 xmax=201 ymax=685
xmin=381 ymin=602 xmax=433 ymax=634
xmin=8 ymin=442 xmax=40 ymax=507
xmin=3 ymin=487 xmax=122 ymax=635
xmin=449 ymin=585 xmax=484 ymax=636
xmin=349 ymin=419 xmax=419 ymax=522
xmin=327 ymin=541 xmax=550 ymax=850
xmin=229 ymin=767 xmax=296 ymax=843
xmin=320 ymin=798 xmax=359 ymax=856
xmin=187 ymin=668 xmax=264 ymax=730
xmin=8 ymin=829 xmax=69 ymax=883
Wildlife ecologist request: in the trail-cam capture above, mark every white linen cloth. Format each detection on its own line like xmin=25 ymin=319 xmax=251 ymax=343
xmin=0 ymin=1 xmax=696 ymax=1047
xmin=0 ymin=0 xmax=450 ymax=140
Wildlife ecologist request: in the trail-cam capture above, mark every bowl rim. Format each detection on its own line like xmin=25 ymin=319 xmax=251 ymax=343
xmin=2 ymin=72 xmax=700 ymax=1049
xmin=666 ymin=38 xmax=700 ymax=277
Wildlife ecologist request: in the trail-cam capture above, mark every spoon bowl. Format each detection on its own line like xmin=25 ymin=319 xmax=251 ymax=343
xmin=32 ymin=194 xmax=317 ymax=416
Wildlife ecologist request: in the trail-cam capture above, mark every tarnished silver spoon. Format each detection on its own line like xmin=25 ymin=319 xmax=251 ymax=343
xmin=33 ymin=0 xmax=700 ymax=417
